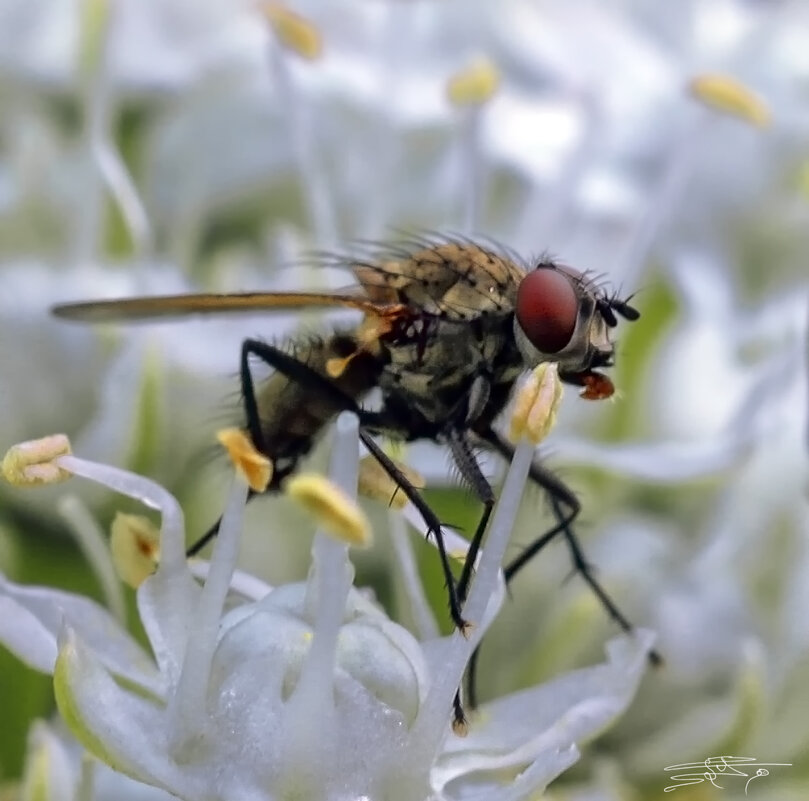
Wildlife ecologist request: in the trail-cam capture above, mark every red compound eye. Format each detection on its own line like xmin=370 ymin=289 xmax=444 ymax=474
xmin=515 ymin=268 xmax=579 ymax=353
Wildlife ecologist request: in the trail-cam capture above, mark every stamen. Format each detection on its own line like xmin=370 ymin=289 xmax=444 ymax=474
xmin=263 ymin=0 xmax=334 ymax=245
xmin=388 ymin=512 xmax=440 ymax=641
xmin=402 ymin=436 xmax=536 ymax=764
xmin=58 ymin=495 xmax=126 ymax=623
xmin=286 ymin=473 xmax=372 ymax=548
xmin=689 ymin=73 xmax=770 ymax=127
xmin=60 ymin=455 xmax=184 ymax=574
xmin=402 ymin=364 xmax=562 ymax=762
xmin=509 ymin=363 xmax=563 ymax=444
xmin=2 ymin=435 xmax=73 ymax=487
xmin=446 ymin=57 xmax=500 ymax=107
xmin=216 ymin=428 xmax=273 ymax=492
xmin=167 ymin=474 xmax=248 ymax=755
xmin=109 ymin=513 xmax=160 ymax=589
xmin=261 ymin=2 xmax=323 ymax=61
xmin=280 ymin=412 xmax=360 ymax=797
xmin=3 ymin=435 xmax=185 ymax=577
xmin=447 ymin=56 xmax=500 ymax=233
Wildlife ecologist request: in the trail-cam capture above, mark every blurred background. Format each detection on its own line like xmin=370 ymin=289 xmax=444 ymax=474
xmin=1 ymin=0 xmax=808 ymax=798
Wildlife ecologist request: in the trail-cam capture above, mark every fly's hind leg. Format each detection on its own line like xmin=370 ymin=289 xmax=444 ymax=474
xmin=464 ymin=426 xmax=661 ymax=709
xmin=187 ymin=489 xmax=258 ymax=557
xmin=187 ymin=337 xmax=367 ymax=557
xmin=237 ymin=344 xmax=472 ymax=642
xmin=449 ymin=429 xmax=497 ymax=607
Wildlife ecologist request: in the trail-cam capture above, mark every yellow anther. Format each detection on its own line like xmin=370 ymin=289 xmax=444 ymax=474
xmin=262 ymin=2 xmax=322 ymax=60
xmin=447 ymin=57 xmax=500 ymax=106
xmin=216 ymin=428 xmax=273 ymax=492
xmin=1 ymin=435 xmax=73 ymax=487
xmin=358 ymin=454 xmax=424 ymax=510
xmin=110 ymin=513 xmax=160 ymax=588
xmin=509 ymin=363 xmax=563 ymax=445
xmin=286 ymin=473 xmax=372 ymax=548
xmin=689 ymin=73 xmax=770 ymax=127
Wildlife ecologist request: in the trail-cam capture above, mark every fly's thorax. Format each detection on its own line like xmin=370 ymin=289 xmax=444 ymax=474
xmin=378 ymin=312 xmax=518 ymax=428
xmin=354 ymin=241 xmax=524 ymax=320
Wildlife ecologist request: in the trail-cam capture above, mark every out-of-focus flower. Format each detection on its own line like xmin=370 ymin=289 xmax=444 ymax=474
xmin=0 ymin=409 xmax=653 ymax=801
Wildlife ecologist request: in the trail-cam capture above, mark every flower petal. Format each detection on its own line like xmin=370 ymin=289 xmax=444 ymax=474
xmin=136 ymin=566 xmax=202 ymax=688
xmin=54 ymin=626 xmax=204 ymax=800
xmin=0 ymin=593 xmax=59 ymax=673
xmin=434 ymin=631 xmax=654 ymax=792
xmin=552 ymin=435 xmax=752 ymax=481
xmin=0 ymin=574 xmax=160 ymax=693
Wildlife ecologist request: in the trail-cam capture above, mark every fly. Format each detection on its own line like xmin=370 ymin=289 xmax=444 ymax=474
xmin=52 ymin=235 xmax=652 ymax=726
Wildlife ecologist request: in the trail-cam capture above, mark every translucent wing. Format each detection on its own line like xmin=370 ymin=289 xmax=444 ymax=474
xmin=52 ymin=291 xmax=395 ymax=323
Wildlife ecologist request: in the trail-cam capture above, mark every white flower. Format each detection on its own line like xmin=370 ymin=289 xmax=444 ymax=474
xmin=0 ymin=410 xmax=654 ymax=801
xmin=4 ymin=1 xmax=809 ymax=797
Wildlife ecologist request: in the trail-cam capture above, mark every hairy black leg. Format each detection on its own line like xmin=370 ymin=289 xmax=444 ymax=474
xmin=449 ymin=430 xmax=496 ymax=604
xmin=358 ymin=429 xmax=469 ymax=637
xmin=464 ymin=427 xmax=660 ymax=709
xmin=443 ymin=428 xmax=497 ymax=731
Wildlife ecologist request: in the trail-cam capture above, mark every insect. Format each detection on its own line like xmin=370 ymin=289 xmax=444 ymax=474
xmin=53 ymin=235 xmax=650 ymax=725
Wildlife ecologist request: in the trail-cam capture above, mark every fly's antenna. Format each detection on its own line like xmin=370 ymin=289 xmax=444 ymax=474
xmin=609 ymin=290 xmax=641 ymax=321
xmin=598 ymin=289 xmax=641 ymax=326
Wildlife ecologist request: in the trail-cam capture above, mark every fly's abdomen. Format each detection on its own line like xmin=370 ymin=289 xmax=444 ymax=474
xmin=254 ymin=332 xmax=383 ymax=485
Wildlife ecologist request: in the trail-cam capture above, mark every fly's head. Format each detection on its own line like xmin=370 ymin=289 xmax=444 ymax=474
xmin=513 ymin=260 xmax=640 ymax=400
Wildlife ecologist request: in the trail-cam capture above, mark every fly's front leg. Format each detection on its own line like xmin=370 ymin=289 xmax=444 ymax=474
xmin=486 ymin=427 xmax=651 ymax=634
xmin=464 ymin=427 xmax=661 ymax=709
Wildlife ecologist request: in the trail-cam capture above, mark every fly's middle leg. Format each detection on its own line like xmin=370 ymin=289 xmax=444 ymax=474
xmin=448 ymin=429 xmax=497 ymax=608
xmin=357 ymin=428 xmax=471 ymax=639
xmin=443 ymin=427 xmax=498 ymax=732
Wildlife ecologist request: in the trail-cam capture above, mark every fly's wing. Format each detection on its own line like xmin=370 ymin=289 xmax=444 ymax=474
xmin=350 ymin=239 xmax=526 ymax=321
xmin=52 ymin=291 xmax=398 ymax=323
xmin=52 ymin=238 xmax=525 ymax=324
